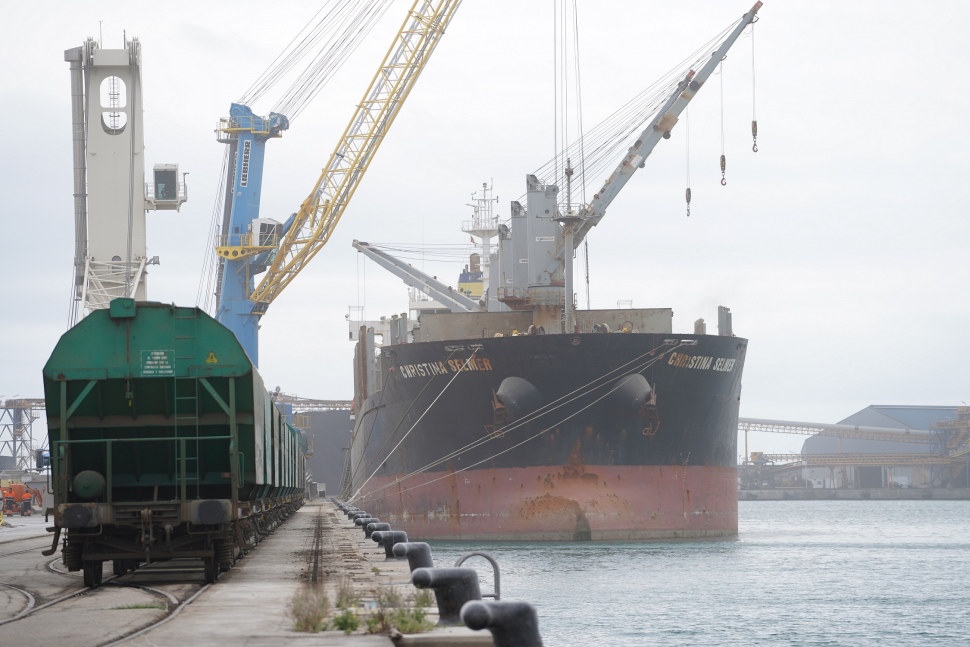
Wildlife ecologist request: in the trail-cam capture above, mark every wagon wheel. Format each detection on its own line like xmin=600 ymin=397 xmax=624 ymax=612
xmin=83 ymin=562 xmax=103 ymax=588
xmin=216 ymin=540 xmax=234 ymax=572
xmin=203 ymin=549 xmax=219 ymax=584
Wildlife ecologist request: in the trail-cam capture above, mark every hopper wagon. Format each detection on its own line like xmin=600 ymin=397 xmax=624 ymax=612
xmin=42 ymin=299 xmax=308 ymax=586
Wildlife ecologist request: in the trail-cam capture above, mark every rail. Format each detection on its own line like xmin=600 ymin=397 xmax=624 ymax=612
xmin=216 ymin=233 xmax=280 ymax=249
xmin=455 ymin=551 xmax=501 ymax=600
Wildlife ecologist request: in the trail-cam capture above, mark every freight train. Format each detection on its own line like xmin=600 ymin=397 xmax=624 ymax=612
xmin=42 ymin=299 xmax=308 ymax=586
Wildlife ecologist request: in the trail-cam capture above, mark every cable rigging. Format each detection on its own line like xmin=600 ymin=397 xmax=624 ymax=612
xmin=350 ymin=339 xmax=693 ymax=505
xmin=720 ymin=60 xmax=728 ymax=186
xmin=686 ymin=106 xmax=692 ymax=217
xmin=527 ymin=22 xmax=734 ymax=204
xmin=751 ymin=17 xmax=759 ymax=152
xmin=239 ymin=0 xmax=393 ymax=122
xmin=196 ymin=0 xmax=396 ymax=314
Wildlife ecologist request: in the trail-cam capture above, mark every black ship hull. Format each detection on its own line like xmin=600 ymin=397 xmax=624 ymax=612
xmin=347 ymin=331 xmax=746 ymax=540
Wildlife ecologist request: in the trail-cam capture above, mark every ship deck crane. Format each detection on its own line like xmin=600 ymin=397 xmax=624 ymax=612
xmin=214 ymin=0 xmax=461 ymax=365
xmin=350 ymin=3 xmax=763 ymax=334
xmin=547 ymin=2 xmax=762 ymax=330
xmin=352 ymin=240 xmax=480 ymax=313
xmin=567 ymin=5 xmax=762 ymax=249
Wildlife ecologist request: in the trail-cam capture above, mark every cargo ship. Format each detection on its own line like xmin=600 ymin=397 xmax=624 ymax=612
xmin=342 ymin=3 xmax=761 ymax=540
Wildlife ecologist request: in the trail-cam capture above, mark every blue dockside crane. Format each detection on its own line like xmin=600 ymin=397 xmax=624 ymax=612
xmin=210 ymin=0 xmax=461 ymax=366
xmin=214 ymin=104 xmax=290 ymax=365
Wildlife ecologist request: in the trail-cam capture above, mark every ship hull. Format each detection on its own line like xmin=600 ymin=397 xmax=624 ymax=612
xmin=348 ymin=331 xmax=746 ymax=540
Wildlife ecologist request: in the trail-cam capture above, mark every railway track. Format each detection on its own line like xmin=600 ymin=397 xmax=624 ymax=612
xmin=0 ymin=550 xmax=210 ymax=646
xmin=0 ymin=534 xmax=52 ymax=559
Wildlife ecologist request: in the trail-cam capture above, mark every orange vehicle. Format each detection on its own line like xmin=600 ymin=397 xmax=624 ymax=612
xmin=0 ymin=483 xmax=42 ymax=516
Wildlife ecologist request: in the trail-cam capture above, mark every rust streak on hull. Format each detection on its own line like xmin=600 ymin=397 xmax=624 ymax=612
xmin=355 ymin=464 xmax=738 ymax=541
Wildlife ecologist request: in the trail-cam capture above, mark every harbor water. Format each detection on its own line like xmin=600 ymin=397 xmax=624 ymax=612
xmin=431 ymin=500 xmax=970 ymax=646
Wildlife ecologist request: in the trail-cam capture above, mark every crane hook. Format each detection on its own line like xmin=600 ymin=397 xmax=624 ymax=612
xmin=751 ymin=120 xmax=759 ymax=153
xmin=685 ymin=187 xmax=692 ymax=217
xmin=720 ymin=154 xmax=727 ymax=186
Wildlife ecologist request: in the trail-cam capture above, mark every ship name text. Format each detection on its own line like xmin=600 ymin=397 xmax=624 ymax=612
xmin=667 ymin=352 xmax=735 ymax=372
xmin=397 ymin=357 xmax=493 ymax=379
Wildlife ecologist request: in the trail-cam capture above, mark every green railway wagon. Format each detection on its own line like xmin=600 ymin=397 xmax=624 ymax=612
xmin=42 ymin=299 xmax=307 ymax=586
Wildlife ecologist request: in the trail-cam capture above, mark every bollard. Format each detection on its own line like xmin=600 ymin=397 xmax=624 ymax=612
xmin=371 ymin=530 xmax=409 ymax=559
xmin=350 ymin=511 xmax=369 ymax=522
xmin=355 ymin=517 xmax=379 ymax=534
xmin=461 ymin=600 xmax=544 ymax=647
xmin=411 ymin=567 xmax=482 ymax=626
xmin=393 ymin=541 xmax=434 ymax=572
xmin=365 ymin=521 xmax=391 ymax=539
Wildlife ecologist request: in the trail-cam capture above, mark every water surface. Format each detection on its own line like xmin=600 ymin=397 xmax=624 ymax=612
xmin=431 ymin=500 xmax=970 ymax=645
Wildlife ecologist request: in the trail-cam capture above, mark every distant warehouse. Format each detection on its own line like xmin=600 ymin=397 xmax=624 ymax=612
xmin=802 ymin=405 xmax=970 ymax=489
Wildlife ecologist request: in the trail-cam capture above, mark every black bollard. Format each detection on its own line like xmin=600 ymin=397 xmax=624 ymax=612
xmin=371 ymin=530 xmax=409 ymax=559
xmin=411 ymin=567 xmax=482 ymax=626
xmin=461 ymin=600 xmax=543 ymax=647
xmin=355 ymin=517 xmax=379 ymax=534
xmin=365 ymin=521 xmax=391 ymax=539
xmin=393 ymin=541 xmax=434 ymax=572
xmin=350 ymin=511 xmax=369 ymax=522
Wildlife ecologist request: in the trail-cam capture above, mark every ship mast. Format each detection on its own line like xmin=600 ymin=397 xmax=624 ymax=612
xmin=556 ymin=160 xmax=582 ymax=333
xmin=462 ymin=182 xmax=501 ymax=311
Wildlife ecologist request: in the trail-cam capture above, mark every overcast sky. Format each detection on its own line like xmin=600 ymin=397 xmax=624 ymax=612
xmin=2 ymin=0 xmax=968 ymax=458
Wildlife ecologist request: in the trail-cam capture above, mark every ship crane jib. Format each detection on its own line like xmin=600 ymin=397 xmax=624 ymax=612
xmin=569 ymin=2 xmax=762 ymax=251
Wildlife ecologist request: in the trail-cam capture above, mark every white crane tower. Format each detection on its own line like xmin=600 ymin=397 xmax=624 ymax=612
xmin=64 ymin=37 xmax=187 ymax=324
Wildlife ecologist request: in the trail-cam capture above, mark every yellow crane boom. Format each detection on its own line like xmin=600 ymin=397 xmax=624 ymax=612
xmin=251 ymin=0 xmax=461 ymax=308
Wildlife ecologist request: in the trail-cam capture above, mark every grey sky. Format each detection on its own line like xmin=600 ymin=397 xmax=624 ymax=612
xmin=2 ymin=0 xmax=968 ymax=457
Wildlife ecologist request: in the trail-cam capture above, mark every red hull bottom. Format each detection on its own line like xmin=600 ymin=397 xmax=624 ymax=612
xmin=354 ymin=465 xmax=738 ymax=541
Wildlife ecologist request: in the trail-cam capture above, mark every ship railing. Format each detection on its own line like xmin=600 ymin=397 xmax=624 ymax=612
xmin=455 ymin=551 xmax=501 ymax=600
xmin=461 ymin=218 xmax=499 ymax=234
xmin=528 ymin=291 xmax=566 ymax=307
xmin=216 ymin=233 xmax=280 ymax=249
xmin=572 ymin=314 xmax=600 ymax=333
xmin=495 ymin=286 xmax=565 ymax=307
xmin=496 ymin=287 xmax=530 ymax=303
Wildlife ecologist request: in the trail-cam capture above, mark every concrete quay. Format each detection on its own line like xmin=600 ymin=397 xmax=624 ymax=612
xmin=0 ymin=501 xmax=495 ymax=646
xmin=116 ymin=499 xmax=494 ymax=646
